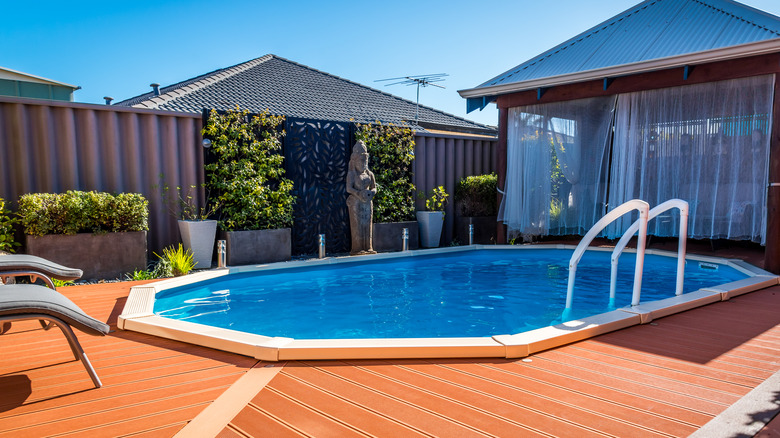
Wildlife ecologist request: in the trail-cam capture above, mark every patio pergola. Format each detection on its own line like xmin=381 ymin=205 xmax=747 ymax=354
xmin=459 ymin=0 xmax=780 ymax=273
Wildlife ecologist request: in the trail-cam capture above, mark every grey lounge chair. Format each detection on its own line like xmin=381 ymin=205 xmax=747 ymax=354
xmin=0 ymin=254 xmax=83 ymax=288
xmin=0 ymin=255 xmax=108 ymax=388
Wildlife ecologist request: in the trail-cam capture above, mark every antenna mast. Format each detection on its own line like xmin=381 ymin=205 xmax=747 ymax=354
xmin=375 ymin=73 xmax=448 ymax=124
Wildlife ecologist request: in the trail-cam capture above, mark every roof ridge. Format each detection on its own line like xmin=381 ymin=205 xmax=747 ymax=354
xmin=477 ymin=0 xmax=780 ymax=89
xmin=265 ymin=56 xmax=493 ymax=129
xmin=695 ymin=0 xmax=780 ymax=34
xmin=477 ymin=0 xmax=659 ymax=88
xmin=129 ymin=55 xmax=274 ymax=110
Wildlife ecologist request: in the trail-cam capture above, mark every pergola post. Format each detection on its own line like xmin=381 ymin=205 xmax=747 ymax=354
xmin=496 ymin=107 xmax=508 ymax=244
xmin=763 ymin=78 xmax=780 ymax=274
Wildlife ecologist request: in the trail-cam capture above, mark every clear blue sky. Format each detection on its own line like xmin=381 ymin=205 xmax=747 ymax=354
xmin=3 ymin=0 xmax=780 ymax=127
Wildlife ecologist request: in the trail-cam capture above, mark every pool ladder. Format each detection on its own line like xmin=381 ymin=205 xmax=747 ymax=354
xmin=566 ymin=199 xmax=689 ymax=311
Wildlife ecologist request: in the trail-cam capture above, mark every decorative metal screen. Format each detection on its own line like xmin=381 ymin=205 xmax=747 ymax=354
xmin=284 ymin=118 xmax=353 ymax=255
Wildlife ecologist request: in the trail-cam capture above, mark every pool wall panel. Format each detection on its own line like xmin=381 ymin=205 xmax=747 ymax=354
xmin=494 ymin=310 xmax=642 ymax=358
xmin=619 ymin=289 xmax=723 ymax=323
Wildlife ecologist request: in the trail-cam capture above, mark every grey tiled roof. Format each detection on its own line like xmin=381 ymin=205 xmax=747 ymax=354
xmin=115 ymin=55 xmax=495 ymax=135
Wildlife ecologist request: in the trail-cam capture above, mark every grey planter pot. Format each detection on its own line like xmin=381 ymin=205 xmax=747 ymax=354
xmin=416 ymin=211 xmax=445 ymax=248
xmin=373 ymin=221 xmax=419 ymax=252
xmin=455 ymin=215 xmax=498 ymax=245
xmin=25 ymin=231 xmax=147 ymax=280
xmin=222 ymin=228 xmax=291 ymax=265
xmin=178 ymin=220 xmax=217 ymax=269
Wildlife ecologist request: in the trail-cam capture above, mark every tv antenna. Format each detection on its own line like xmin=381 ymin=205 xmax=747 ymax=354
xmin=375 ymin=73 xmax=448 ymax=124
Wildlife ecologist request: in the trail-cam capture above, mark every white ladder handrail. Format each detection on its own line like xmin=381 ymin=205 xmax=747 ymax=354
xmin=566 ymin=199 xmax=650 ymax=309
xmin=609 ymin=199 xmax=689 ymax=302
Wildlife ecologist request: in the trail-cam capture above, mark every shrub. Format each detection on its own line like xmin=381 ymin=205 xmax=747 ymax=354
xmin=203 ymin=107 xmax=295 ymax=231
xmin=153 ymin=244 xmax=195 ymax=277
xmin=455 ymin=173 xmax=498 ymax=217
xmin=420 ymin=186 xmax=449 ymax=212
xmin=17 ymin=190 xmax=149 ymax=236
xmin=0 ymin=197 xmax=19 ymax=253
xmin=354 ymin=121 xmax=416 ymax=223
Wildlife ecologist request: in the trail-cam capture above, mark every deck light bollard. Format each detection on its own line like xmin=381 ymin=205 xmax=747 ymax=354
xmin=469 ymin=224 xmax=474 ymax=246
xmin=402 ymin=228 xmax=409 ymax=252
xmin=217 ymin=240 xmax=226 ymax=268
xmin=318 ymin=234 xmax=326 ymax=259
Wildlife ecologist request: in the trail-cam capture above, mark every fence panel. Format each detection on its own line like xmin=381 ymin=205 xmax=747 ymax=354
xmin=0 ymin=96 xmax=496 ymax=261
xmin=413 ymin=133 xmax=499 ymax=244
xmin=284 ymin=118 xmax=353 ymax=255
xmin=0 ymin=97 xmax=203 ymax=257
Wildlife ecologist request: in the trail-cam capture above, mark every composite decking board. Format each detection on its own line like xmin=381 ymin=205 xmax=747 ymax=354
xmin=262 ymin=373 xmax=427 ymax=437
xmin=554 ymin=345 xmax=767 ymax=387
xmin=277 ymin=364 xmax=508 ymax=437
xmin=2 ymin=358 xmax=239 ymax=404
xmin=598 ymin=329 xmax=780 ymax=368
xmin=0 ymin=366 xmax=245 ymax=418
xmin=0 ymin=373 xmax=241 ymax=430
xmin=248 ymin=390 xmax=371 ymax=438
xmin=488 ymin=357 xmax=729 ymax=415
xmin=295 ymin=361 xmax=596 ymax=437
xmin=51 ymin=402 xmax=211 ymax=438
xmin=446 ymin=359 xmax=714 ymax=426
xmin=757 ymin=412 xmax=780 ymax=437
xmin=122 ymin=423 xmax=189 ymax=438
xmin=1 ymin=386 xmax=226 ymax=437
xmin=228 ymin=404 xmax=320 ymax=438
xmin=392 ymin=359 xmax=700 ymax=436
xmin=533 ymin=350 xmax=746 ymax=404
xmin=625 ymin=318 xmax=780 ymax=353
xmin=343 ymin=359 xmax=688 ymax=437
xmin=0 ymin=282 xmax=253 ymax=438
xmin=578 ymin=340 xmax=780 ymax=375
xmin=2 ymin=279 xmax=779 ymax=437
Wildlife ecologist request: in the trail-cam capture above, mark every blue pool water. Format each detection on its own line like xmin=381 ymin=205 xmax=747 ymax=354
xmin=153 ymin=249 xmax=747 ymax=339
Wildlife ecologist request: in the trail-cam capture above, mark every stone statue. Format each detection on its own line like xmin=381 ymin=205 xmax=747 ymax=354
xmin=346 ymin=140 xmax=377 ymax=255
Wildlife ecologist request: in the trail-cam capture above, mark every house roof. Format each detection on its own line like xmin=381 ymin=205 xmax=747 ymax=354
xmin=115 ymin=55 xmax=496 ymax=135
xmin=459 ymin=0 xmax=780 ymax=109
xmin=0 ymin=66 xmax=79 ymax=89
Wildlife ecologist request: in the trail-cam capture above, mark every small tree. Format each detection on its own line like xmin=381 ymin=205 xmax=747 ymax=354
xmin=202 ymin=107 xmax=295 ymax=231
xmin=354 ymin=121 xmax=415 ymax=223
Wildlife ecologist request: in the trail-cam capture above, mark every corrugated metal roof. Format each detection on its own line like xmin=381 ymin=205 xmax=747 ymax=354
xmin=462 ymin=0 xmax=780 ymax=98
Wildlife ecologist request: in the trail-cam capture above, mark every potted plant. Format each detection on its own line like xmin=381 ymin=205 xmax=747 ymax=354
xmin=202 ymin=107 xmax=295 ymax=265
xmin=18 ymin=190 xmax=149 ymax=279
xmin=162 ymin=182 xmax=217 ymax=269
xmin=355 ymin=121 xmax=419 ymax=252
xmin=416 ymin=186 xmax=449 ymax=248
xmin=454 ymin=173 xmax=498 ymax=244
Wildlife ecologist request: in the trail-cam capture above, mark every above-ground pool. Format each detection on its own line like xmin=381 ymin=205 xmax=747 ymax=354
xmin=154 ymin=248 xmax=746 ymax=339
xmin=119 ymin=245 xmax=778 ymax=361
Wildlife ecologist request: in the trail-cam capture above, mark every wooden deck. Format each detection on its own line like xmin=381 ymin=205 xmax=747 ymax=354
xmin=1 ymin=280 xmax=779 ymax=437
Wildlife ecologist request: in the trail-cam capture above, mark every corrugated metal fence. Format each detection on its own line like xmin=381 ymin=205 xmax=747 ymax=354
xmin=0 ymin=97 xmax=204 ymax=255
xmin=413 ymin=133 xmax=498 ymax=244
xmin=0 ymin=96 xmax=497 ymax=257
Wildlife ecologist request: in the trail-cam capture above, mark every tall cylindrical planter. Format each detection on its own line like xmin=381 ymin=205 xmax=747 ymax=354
xmin=178 ymin=220 xmax=218 ymax=269
xmin=416 ymin=211 xmax=445 ymax=248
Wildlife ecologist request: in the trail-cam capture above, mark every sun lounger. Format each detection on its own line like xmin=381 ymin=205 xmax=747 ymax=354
xmin=0 ymin=255 xmax=108 ymax=388
xmin=0 ymin=254 xmax=83 ymax=288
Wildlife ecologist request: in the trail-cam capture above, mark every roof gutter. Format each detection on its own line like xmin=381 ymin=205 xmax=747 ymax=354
xmin=458 ymin=38 xmax=780 ymax=100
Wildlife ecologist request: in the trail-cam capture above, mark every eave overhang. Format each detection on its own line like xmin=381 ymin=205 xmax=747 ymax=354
xmin=459 ymin=38 xmax=780 ymax=110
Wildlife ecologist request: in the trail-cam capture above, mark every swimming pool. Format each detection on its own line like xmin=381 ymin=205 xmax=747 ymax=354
xmin=118 ymin=245 xmax=778 ymax=361
xmin=154 ymin=248 xmax=746 ymax=339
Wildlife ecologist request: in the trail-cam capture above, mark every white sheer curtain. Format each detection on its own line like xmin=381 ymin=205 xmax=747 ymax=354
xmin=607 ymin=75 xmax=774 ymax=243
xmin=500 ymin=96 xmax=616 ymax=239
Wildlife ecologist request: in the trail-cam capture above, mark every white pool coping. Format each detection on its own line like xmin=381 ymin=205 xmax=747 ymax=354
xmin=117 ymin=244 xmax=779 ymax=361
